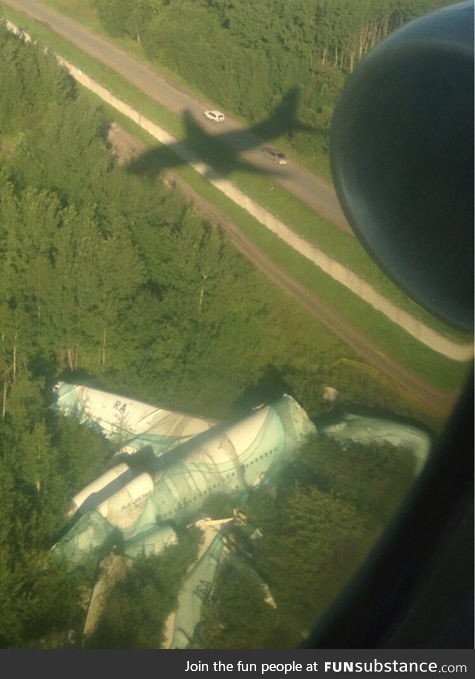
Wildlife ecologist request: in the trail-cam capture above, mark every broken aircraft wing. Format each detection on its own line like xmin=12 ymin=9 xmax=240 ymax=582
xmin=53 ymin=381 xmax=217 ymax=456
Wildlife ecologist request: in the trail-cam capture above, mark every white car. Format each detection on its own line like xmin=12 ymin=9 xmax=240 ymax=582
xmin=203 ymin=110 xmax=225 ymax=123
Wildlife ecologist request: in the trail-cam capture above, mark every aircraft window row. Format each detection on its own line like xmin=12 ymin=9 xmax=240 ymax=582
xmin=178 ymin=483 xmax=219 ymax=503
xmin=158 ymin=477 xmax=231 ymax=518
xmin=242 ymin=449 xmax=275 ymax=468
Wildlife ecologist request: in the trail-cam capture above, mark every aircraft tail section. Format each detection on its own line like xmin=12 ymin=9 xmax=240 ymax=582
xmin=273 ymin=393 xmax=317 ymax=457
xmin=251 ymin=87 xmax=308 ymax=141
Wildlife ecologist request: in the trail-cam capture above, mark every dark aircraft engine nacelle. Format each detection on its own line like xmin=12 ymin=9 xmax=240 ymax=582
xmin=330 ymin=0 xmax=474 ymax=331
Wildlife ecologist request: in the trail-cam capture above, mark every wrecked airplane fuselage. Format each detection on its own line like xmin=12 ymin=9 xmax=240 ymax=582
xmin=51 ymin=386 xmax=316 ymax=566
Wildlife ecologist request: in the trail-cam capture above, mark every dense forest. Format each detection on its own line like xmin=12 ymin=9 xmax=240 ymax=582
xmin=0 ymin=22 xmax=435 ymax=648
xmin=91 ymin=0 xmax=455 ymax=161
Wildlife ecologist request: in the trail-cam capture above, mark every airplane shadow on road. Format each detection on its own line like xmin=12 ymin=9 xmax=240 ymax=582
xmin=125 ymin=87 xmax=313 ymax=182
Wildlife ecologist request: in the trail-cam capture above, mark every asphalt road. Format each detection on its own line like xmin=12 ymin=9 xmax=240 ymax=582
xmin=1 ymin=0 xmax=351 ymax=232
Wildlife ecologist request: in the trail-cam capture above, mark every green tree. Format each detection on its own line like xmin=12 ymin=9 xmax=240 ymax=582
xmin=287 ymin=432 xmax=417 ymax=521
xmin=86 ymin=527 xmax=201 ymax=648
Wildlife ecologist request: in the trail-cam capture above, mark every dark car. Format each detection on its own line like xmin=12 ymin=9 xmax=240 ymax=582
xmin=261 ymin=146 xmax=288 ymax=165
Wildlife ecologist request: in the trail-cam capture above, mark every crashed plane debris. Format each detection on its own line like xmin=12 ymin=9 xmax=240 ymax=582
xmin=51 ymin=384 xmax=317 ymax=566
xmin=51 ymin=384 xmax=431 ymax=648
